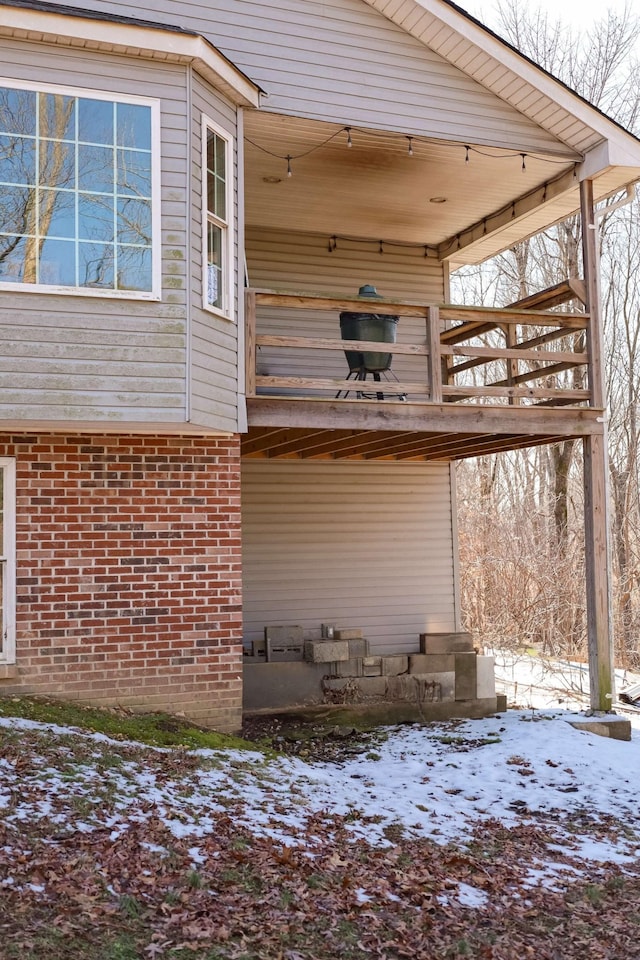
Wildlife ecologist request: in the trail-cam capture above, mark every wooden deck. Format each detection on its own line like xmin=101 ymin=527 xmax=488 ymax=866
xmin=243 ymin=286 xmax=600 ymax=461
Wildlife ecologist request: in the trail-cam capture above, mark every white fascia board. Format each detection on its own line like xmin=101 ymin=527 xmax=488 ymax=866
xmin=0 ymin=5 xmax=261 ymax=108
xmin=368 ymin=0 xmax=640 ymax=168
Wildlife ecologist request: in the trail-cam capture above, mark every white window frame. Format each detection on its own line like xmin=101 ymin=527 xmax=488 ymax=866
xmin=202 ymin=115 xmax=234 ymax=321
xmin=0 ymin=458 xmax=16 ymax=665
xmin=0 ymin=76 xmax=161 ymax=301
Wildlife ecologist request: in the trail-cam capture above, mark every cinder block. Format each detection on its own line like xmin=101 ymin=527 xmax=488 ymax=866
xmin=335 ymin=628 xmax=363 ymax=641
xmin=419 ymin=632 xmax=474 ymax=655
xmin=304 ymin=639 xmax=350 ymax=663
xmin=347 ymin=637 xmax=369 ymax=659
xmin=455 ymin=651 xmax=477 ymax=701
xmin=387 ymin=672 xmax=455 ymax=703
xmin=266 ymin=638 xmax=304 ymax=662
xmin=476 ymin=656 xmax=496 ymax=699
xmin=381 ymin=655 xmax=409 ymax=677
xmin=355 ymin=676 xmax=387 ymax=699
xmin=496 ymin=694 xmax=507 ymax=712
xmin=409 ymin=653 xmax=455 ymax=675
xmin=265 ymin=625 xmax=304 ymax=643
xmin=331 ymin=659 xmax=364 ymax=678
xmin=251 ymin=639 xmax=266 ymax=658
xmin=362 ymin=656 xmax=382 ymax=677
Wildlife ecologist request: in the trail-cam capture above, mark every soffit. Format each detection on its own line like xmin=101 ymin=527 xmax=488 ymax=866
xmin=366 ymin=0 xmax=640 ymax=163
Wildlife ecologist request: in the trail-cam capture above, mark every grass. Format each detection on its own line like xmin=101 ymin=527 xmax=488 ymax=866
xmin=0 ymin=695 xmax=258 ymax=752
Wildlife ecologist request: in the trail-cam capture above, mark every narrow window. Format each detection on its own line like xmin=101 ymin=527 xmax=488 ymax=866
xmin=0 ymin=459 xmax=16 ymax=664
xmin=0 ymin=80 xmax=159 ymax=298
xmin=203 ymin=119 xmax=233 ymax=318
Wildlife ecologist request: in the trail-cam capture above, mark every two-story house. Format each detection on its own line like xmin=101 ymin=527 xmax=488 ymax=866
xmin=1 ymin=0 xmax=639 ymax=731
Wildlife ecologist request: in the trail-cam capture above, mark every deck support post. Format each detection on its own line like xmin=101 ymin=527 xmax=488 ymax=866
xmin=580 ymin=178 xmax=614 ymax=711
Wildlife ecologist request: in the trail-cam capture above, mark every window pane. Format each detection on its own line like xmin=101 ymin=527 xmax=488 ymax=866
xmin=0 ymin=87 xmax=36 ymax=136
xmin=0 ymin=135 xmax=36 ymax=186
xmin=39 ymin=93 xmax=75 ymax=141
xmin=0 ymin=236 xmax=33 ymax=283
xmin=117 ymin=197 xmax=151 ymax=245
xmin=0 ymin=185 xmax=35 ymax=235
xmin=78 ymin=193 xmax=114 ymax=243
xmin=206 ymin=221 xmax=223 ymax=309
xmin=78 ymin=98 xmax=113 ymax=145
xmin=79 ymin=241 xmax=114 ymax=288
xmin=0 ymin=469 xmax=3 ymax=548
xmin=39 ymin=189 xmax=75 ymax=239
xmin=116 ymin=103 xmax=151 ymax=151
xmin=206 ymin=130 xmax=226 ymax=220
xmin=78 ymin=144 xmax=114 ymax=193
xmin=117 ymin=149 xmax=151 ymax=198
xmin=39 ymin=140 xmax=75 ymax=189
xmin=38 ymin=237 xmax=76 ymax=285
xmin=117 ymin=245 xmax=151 ymax=291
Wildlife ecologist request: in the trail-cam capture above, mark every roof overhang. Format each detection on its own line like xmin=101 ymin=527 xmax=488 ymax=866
xmin=0 ymin=1 xmax=262 ymax=108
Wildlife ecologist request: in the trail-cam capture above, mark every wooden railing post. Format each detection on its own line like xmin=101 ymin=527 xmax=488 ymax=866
xmin=244 ymin=289 xmax=256 ymax=398
xmin=427 ymin=306 xmax=443 ymax=403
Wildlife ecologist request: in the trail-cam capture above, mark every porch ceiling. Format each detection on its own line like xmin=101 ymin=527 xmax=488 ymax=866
xmin=244 ymin=111 xmax=582 ymax=264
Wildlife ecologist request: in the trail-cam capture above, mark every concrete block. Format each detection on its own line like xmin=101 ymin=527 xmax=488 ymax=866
xmin=266 ymin=638 xmax=304 ymax=662
xmin=265 ymin=624 xmax=304 ymax=643
xmin=568 ymin=717 xmax=631 ymax=741
xmin=347 ymin=637 xmax=369 ymax=659
xmin=420 ymin=632 xmax=474 ymax=655
xmin=409 ymin=653 xmax=455 ymax=675
xmin=243 ymin=661 xmax=327 ymax=711
xmin=356 ymin=676 xmax=387 ymax=699
xmin=305 ymin=639 xmax=350 ymax=663
xmin=335 ymin=628 xmax=363 ymax=641
xmin=251 ymin=639 xmax=266 ymax=659
xmin=476 ymin=656 xmax=496 ymax=699
xmin=362 ymin=656 xmax=382 ymax=677
xmin=387 ymin=672 xmax=455 ymax=703
xmin=455 ymin=651 xmax=477 ymax=701
xmin=381 ymin=655 xmax=409 ymax=677
xmin=331 ymin=659 xmax=364 ymax=678
xmin=496 ymin=694 xmax=507 ymax=712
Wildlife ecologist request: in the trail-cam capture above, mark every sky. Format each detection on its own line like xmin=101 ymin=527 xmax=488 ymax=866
xmin=458 ymin=0 xmax=631 ymax=32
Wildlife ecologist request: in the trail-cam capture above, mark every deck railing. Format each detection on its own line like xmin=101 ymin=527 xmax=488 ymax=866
xmin=245 ymin=289 xmax=592 ymax=407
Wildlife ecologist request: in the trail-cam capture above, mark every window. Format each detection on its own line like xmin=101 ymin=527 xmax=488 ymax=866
xmin=0 ymin=459 xmax=15 ymax=665
xmin=203 ymin=118 xmax=233 ymax=318
xmin=0 ymin=80 xmax=159 ymax=297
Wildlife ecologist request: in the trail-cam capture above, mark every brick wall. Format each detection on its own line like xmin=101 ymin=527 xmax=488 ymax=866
xmin=0 ymin=433 xmax=243 ymax=733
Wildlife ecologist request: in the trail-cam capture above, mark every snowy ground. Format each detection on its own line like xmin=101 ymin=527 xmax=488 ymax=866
xmin=2 ymin=651 xmax=640 ymax=908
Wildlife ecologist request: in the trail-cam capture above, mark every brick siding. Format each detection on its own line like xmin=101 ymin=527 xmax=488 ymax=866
xmin=0 ymin=433 xmax=243 ymax=733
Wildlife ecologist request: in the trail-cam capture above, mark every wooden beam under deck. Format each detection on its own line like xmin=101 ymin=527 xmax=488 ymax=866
xmin=244 ymin=397 xmax=605 ymax=462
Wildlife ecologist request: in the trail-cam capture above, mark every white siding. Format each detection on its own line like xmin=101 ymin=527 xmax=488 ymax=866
xmin=246 ymin=227 xmax=443 ymax=394
xmin=0 ymin=40 xmax=189 ymax=426
xmin=242 ymin=459 xmax=457 ymax=652
xmin=188 ymin=72 xmax=240 ymax=432
xmin=46 ymin=0 xmax=570 ymax=154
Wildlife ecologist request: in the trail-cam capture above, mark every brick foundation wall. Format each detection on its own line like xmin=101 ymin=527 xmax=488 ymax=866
xmin=0 ymin=433 xmax=243 ymax=733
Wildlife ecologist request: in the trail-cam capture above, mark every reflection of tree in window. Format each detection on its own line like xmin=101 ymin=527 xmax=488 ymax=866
xmin=0 ymin=87 xmax=153 ymax=292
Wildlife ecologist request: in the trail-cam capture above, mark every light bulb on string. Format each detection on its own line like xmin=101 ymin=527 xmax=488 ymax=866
xmin=464 ymin=145 xmax=470 ymax=165
xmin=286 ymin=155 xmax=292 ymax=177
xmin=407 ymin=136 xmax=414 ymax=157
xmin=521 ymin=154 xmax=527 ymax=172
xmin=345 ymin=127 xmax=353 ymax=148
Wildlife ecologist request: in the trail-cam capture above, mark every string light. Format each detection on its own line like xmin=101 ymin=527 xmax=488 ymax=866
xmin=246 ymin=124 xmax=580 ymax=175
xmin=325 ymin=234 xmax=439 ymax=256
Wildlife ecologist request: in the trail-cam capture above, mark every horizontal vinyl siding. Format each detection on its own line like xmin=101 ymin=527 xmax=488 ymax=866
xmin=246 ymin=227 xmax=443 ymax=395
xmin=0 ymin=41 xmax=189 ymax=426
xmin=46 ymin=0 xmax=568 ymax=154
xmin=242 ymin=459 xmax=456 ymax=652
xmin=188 ymin=72 xmax=240 ymax=432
